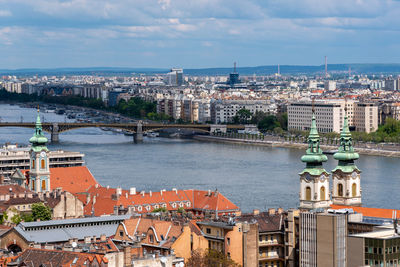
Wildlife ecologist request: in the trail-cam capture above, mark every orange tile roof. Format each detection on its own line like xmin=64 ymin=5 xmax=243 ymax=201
xmin=331 ymin=205 xmax=400 ymax=219
xmin=81 ymin=187 xmax=239 ymax=216
xmin=50 ymin=166 xmax=99 ymax=193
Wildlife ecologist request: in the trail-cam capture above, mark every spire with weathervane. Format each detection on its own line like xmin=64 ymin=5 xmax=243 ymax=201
xmin=28 ymin=107 xmax=50 ymax=192
xmin=299 ymin=100 xmax=330 ymax=210
xmin=332 ymin=101 xmax=362 ymax=206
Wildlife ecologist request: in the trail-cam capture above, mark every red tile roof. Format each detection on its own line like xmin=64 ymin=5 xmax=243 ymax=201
xmin=80 ymin=187 xmax=239 ymax=216
xmin=50 ymin=166 xmax=98 ymax=193
xmin=331 ymin=205 xmax=400 ymax=219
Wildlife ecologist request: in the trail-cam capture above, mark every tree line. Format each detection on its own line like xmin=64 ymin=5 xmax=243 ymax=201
xmin=232 ymin=108 xmax=288 ymax=133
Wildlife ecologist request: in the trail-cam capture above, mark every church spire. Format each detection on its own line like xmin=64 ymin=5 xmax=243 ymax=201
xmin=333 ymin=103 xmax=359 ymax=172
xmin=29 ymin=107 xmax=48 ymax=152
xmin=300 ymin=102 xmax=328 ymax=174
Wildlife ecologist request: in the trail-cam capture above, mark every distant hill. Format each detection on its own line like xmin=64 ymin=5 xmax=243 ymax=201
xmin=1 ymin=64 xmax=400 ymax=76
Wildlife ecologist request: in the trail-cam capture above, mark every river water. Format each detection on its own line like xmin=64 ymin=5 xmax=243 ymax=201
xmin=0 ymin=104 xmax=398 ymax=212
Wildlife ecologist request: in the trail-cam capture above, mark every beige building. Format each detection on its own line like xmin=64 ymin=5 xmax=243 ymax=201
xmin=300 ymin=212 xmax=347 ymax=267
xmin=288 ymin=100 xmax=377 ymax=133
xmin=354 ymin=103 xmax=378 ymax=133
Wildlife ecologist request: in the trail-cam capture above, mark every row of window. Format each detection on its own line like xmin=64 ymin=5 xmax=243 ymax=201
xmin=131 ymin=201 xmax=191 ymax=212
xmin=304 ymin=183 xmax=358 ymax=201
xmin=31 ymin=159 xmax=47 ymax=170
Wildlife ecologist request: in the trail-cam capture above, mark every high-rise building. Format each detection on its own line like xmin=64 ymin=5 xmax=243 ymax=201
xmin=299 ymin=111 xmax=330 ymax=210
xmin=299 ymin=212 xmax=347 ymax=267
xmin=324 ymin=80 xmax=336 ymax=91
xmin=165 ymin=68 xmax=183 ymax=86
xmin=331 ymin=111 xmax=362 ymax=206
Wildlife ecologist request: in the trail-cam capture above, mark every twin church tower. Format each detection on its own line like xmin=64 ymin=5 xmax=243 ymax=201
xmin=299 ymin=106 xmax=361 ymax=210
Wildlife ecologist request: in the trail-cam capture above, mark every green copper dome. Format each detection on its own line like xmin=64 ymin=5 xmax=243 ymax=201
xmin=300 ymin=112 xmax=328 ymax=176
xmin=333 ymin=109 xmax=359 ymax=173
xmin=29 ymin=109 xmax=48 ymax=152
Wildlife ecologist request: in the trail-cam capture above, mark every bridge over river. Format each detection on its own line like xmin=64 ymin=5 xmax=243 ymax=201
xmin=0 ymin=122 xmax=249 ymax=143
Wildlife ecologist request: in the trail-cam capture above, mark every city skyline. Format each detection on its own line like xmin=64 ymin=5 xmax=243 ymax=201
xmin=1 ymin=0 xmax=400 ymax=69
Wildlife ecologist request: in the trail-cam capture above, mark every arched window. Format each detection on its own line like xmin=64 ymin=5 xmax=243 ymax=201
xmin=32 ymin=180 xmax=35 ymax=191
xmin=41 ymin=159 xmax=45 ymax=169
xmin=352 ymin=183 xmax=357 ymax=197
xmin=338 ymin=184 xmax=343 ymax=197
xmin=41 ymin=180 xmax=46 ymax=191
xmin=32 ymin=159 xmax=35 ymax=169
xmin=305 ymin=187 xmax=311 ymax=201
xmin=320 ymin=186 xmax=326 ymax=201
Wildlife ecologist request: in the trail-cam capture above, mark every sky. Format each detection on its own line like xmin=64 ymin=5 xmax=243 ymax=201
xmin=0 ymin=0 xmax=400 ymax=69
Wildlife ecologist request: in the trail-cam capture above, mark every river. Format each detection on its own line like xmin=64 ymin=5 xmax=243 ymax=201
xmin=0 ymin=103 xmax=399 ymax=212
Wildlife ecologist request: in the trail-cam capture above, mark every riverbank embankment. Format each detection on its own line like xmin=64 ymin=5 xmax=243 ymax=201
xmin=193 ymin=135 xmax=400 ymax=158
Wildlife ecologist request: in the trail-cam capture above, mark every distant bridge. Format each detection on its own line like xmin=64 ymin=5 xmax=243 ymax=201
xmin=0 ymin=122 xmax=247 ymax=143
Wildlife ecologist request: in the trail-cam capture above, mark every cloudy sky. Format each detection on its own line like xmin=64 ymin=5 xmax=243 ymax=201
xmin=0 ymin=0 xmax=400 ymax=69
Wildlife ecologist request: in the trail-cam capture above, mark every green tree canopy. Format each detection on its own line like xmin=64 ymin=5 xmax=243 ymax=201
xmin=32 ymin=203 xmax=52 ymax=221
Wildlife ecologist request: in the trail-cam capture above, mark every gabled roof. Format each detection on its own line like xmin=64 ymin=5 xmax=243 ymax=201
xmin=49 ymin=166 xmax=98 ymax=193
xmin=81 ymin=187 xmax=239 ymax=216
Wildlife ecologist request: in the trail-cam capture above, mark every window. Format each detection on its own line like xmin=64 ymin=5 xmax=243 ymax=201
xmin=320 ymin=186 xmax=325 ymax=201
xmin=119 ymin=230 xmax=123 ymax=237
xmin=41 ymin=180 xmax=46 ymax=190
xmin=305 ymin=187 xmax=311 ymax=201
xmin=32 ymin=180 xmax=35 ymax=191
xmin=338 ymin=184 xmax=343 ymax=197
xmin=352 ymin=183 xmax=357 ymax=197
xmin=41 ymin=159 xmax=45 ymax=169
xmin=32 ymin=159 xmax=35 ymax=169
xmin=149 ymin=234 xmax=154 ymax=243
xmin=227 ymin=237 xmax=230 ymax=246
xmin=206 ymin=228 xmax=211 ymax=234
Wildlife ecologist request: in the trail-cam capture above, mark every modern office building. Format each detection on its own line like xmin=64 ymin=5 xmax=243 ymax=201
xmin=165 ymin=68 xmax=183 ymax=86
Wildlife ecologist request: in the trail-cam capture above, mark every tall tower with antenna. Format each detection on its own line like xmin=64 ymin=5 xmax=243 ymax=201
xmin=325 ymin=56 xmax=328 ymax=78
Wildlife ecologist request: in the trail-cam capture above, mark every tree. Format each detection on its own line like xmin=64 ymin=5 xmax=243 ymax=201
xmin=32 ymin=203 xmax=52 ymax=221
xmin=258 ymin=115 xmax=280 ymax=131
xmin=234 ymin=109 xmax=252 ymax=124
xmin=0 ymin=211 xmax=8 ymax=224
xmin=152 ymin=207 xmax=167 ymax=213
xmin=11 ymin=214 xmax=22 ymax=224
xmin=186 ymin=249 xmax=241 ymax=267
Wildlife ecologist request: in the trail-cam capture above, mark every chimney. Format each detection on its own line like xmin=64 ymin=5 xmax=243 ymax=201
xmin=100 ymin=234 xmax=106 ymax=242
xmin=84 ymin=236 xmax=91 ymax=244
xmin=172 ymin=188 xmax=178 ymax=194
xmin=93 ymin=195 xmax=96 ymax=205
xmin=86 ymin=193 xmax=91 ymax=205
xmin=124 ymin=246 xmax=132 ymax=267
xmin=114 ymin=206 xmax=119 ymax=215
xmin=207 ymin=189 xmax=211 ymax=196
xmin=107 ymin=185 xmax=110 ymax=189
xmin=116 ymin=187 xmax=122 ymax=196
xmin=129 ymin=187 xmax=136 ymax=195
xmin=95 ymin=183 xmax=99 ymax=188
xmin=253 ymin=209 xmax=260 ymax=215
xmin=268 ymin=208 xmax=276 ymax=215
xmin=141 ymin=191 xmax=145 ymax=197
xmin=92 ymin=236 xmax=97 ymax=243
xmin=149 ymin=191 xmax=152 ymax=197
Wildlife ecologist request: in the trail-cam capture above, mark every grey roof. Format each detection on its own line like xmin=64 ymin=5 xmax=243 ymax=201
xmin=20 ymin=214 xmax=131 ymax=228
xmin=12 ymin=215 xmax=131 ymax=244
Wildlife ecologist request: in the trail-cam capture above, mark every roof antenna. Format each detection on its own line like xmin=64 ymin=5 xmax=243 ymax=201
xmin=234 ymin=62 xmax=237 ymax=73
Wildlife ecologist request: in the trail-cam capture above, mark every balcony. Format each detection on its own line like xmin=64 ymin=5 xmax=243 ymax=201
xmin=258 ymin=252 xmax=282 ymax=261
xmin=258 ymin=240 xmax=282 ymax=247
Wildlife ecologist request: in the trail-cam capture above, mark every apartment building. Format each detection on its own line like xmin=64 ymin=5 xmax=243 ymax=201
xmin=157 ymin=97 xmax=211 ymax=123
xmin=211 ymin=99 xmax=276 ymax=124
xmin=354 ymin=103 xmax=378 ymax=133
xmin=288 ymin=100 xmax=377 ymax=133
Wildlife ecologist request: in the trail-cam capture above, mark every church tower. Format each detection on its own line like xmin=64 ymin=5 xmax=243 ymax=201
xmin=29 ymin=109 xmax=50 ymax=192
xmin=299 ymin=109 xmax=330 ymax=210
xmin=332 ymin=107 xmax=361 ymax=206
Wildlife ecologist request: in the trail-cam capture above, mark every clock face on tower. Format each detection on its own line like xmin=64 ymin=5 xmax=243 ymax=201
xmin=40 ymin=151 xmax=46 ymax=158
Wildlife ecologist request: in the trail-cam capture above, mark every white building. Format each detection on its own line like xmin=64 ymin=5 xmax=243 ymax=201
xmin=288 ymin=100 xmax=378 ymax=133
xmin=211 ymin=99 xmax=276 ymax=124
xmin=324 ymin=80 xmax=336 ymax=91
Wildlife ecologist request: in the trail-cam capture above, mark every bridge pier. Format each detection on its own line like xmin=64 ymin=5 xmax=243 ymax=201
xmin=51 ymin=123 xmax=59 ymax=143
xmin=133 ymin=121 xmax=143 ymax=144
